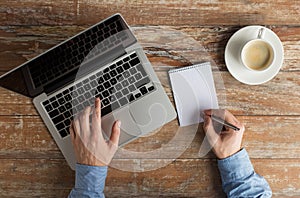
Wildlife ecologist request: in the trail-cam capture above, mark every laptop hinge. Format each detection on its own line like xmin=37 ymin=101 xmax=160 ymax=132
xmin=44 ymin=45 xmax=126 ymax=95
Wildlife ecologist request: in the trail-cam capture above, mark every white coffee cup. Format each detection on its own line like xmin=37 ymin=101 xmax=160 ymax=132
xmin=241 ymin=28 xmax=275 ymax=72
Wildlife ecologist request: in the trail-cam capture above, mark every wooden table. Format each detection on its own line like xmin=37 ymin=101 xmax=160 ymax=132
xmin=1 ymin=1 xmax=299 ymax=197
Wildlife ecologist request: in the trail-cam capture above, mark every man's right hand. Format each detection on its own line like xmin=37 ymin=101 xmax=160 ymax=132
xmin=203 ymin=109 xmax=245 ymax=159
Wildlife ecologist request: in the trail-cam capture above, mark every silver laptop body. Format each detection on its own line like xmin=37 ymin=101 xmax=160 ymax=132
xmin=0 ymin=14 xmax=176 ymax=170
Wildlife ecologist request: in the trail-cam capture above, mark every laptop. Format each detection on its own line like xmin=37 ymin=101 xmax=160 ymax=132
xmin=0 ymin=14 xmax=177 ymax=170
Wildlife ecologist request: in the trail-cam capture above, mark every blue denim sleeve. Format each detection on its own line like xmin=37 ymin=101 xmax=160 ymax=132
xmin=68 ymin=164 xmax=108 ymax=198
xmin=218 ymin=148 xmax=272 ymax=198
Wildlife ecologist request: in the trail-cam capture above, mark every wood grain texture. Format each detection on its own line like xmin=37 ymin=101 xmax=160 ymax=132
xmin=0 ymin=158 xmax=300 ymax=197
xmin=1 ymin=116 xmax=300 ymax=159
xmin=0 ymin=26 xmax=299 ymax=73
xmin=0 ymin=0 xmax=299 ymax=197
xmin=0 ymin=0 xmax=299 ymax=26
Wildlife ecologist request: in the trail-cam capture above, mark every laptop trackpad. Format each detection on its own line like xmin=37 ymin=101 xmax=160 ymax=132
xmin=102 ymin=107 xmax=142 ymax=145
xmin=129 ymin=100 xmax=167 ymax=133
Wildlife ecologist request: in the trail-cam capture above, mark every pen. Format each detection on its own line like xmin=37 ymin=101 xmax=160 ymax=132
xmin=210 ymin=115 xmax=240 ymax=131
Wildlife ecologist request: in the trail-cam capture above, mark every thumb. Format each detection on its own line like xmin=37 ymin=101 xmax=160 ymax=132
xmin=110 ymin=120 xmax=121 ymax=146
xmin=203 ymin=115 xmax=220 ymax=146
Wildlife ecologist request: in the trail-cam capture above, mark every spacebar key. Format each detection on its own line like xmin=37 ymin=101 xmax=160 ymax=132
xmin=135 ymin=77 xmax=150 ymax=88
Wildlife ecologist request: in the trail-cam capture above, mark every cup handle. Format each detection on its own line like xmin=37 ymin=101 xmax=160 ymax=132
xmin=257 ymin=27 xmax=264 ymax=39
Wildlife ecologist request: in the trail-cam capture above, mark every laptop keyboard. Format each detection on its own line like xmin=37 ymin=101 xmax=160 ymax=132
xmin=29 ymin=16 xmax=129 ymax=88
xmin=42 ymin=52 xmax=156 ymax=138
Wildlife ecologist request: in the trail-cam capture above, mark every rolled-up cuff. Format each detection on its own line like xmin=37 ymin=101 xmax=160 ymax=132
xmin=217 ymin=148 xmax=253 ymax=183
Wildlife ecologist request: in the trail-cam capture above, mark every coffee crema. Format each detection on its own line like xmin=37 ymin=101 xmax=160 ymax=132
xmin=242 ymin=40 xmax=274 ymax=71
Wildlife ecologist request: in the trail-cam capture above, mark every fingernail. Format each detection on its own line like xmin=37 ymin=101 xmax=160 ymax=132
xmin=117 ymin=120 xmax=121 ymax=128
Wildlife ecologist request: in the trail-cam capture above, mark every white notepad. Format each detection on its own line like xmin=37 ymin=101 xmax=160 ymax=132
xmin=168 ymin=62 xmax=219 ymax=126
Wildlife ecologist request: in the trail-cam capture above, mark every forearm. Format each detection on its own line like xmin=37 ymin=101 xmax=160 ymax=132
xmin=218 ymin=148 xmax=272 ymax=198
xmin=68 ymin=164 xmax=108 ymax=198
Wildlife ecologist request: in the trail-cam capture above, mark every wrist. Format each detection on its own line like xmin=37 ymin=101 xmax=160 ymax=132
xmin=217 ymin=148 xmax=243 ymax=160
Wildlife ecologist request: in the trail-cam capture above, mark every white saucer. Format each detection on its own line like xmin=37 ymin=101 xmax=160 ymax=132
xmin=225 ymin=25 xmax=284 ymax=85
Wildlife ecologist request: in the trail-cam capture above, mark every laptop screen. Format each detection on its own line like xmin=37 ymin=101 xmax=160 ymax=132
xmin=0 ymin=14 xmax=136 ymax=98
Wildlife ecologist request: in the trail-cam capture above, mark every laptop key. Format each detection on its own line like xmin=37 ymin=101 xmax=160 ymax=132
xmin=50 ymin=97 xmax=56 ymax=102
xmin=116 ymin=60 xmax=123 ymax=66
xmin=123 ymin=63 xmax=130 ymax=70
xmin=78 ymin=95 xmax=85 ymax=103
xmin=58 ymin=106 xmax=66 ymax=113
xmin=140 ymin=86 xmax=148 ymax=95
xmin=64 ymin=119 xmax=71 ymax=127
xmin=72 ymin=90 xmax=78 ymax=98
xmin=135 ymin=77 xmax=150 ymax=88
xmin=128 ymin=85 xmax=135 ymax=92
xmin=59 ymin=129 xmax=68 ymax=138
xmin=45 ymin=104 xmax=53 ymax=112
xmin=65 ymin=102 xmax=72 ymax=110
xmin=123 ymin=71 xmax=130 ymax=78
xmin=135 ymin=93 xmax=141 ymax=98
xmin=83 ymin=79 xmax=89 ymax=84
xmin=78 ymin=87 xmax=84 ymax=94
xmin=110 ymin=95 xmax=116 ymax=102
xmin=63 ymin=89 xmax=69 ymax=95
xmin=103 ymin=81 xmax=111 ymax=89
xmin=134 ymin=73 xmax=142 ymax=81
xmin=130 ymin=57 xmax=140 ymax=66
xmin=121 ymin=79 xmax=129 ymax=87
xmin=110 ymin=70 xmax=117 ymax=77
xmin=130 ymin=53 xmax=137 ymax=59
xmin=123 ymin=56 xmax=130 ymax=62
xmin=102 ymin=90 xmax=109 ymax=98
xmin=53 ymin=115 xmax=64 ymax=124
xmin=43 ymin=100 xmax=50 ymax=106
xmin=64 ymin=111 xmax=71 ymax=119
xmin=102 ymin=98 xmax=110 ymax=106
xmin=84 ymin=92 xmax=92 ymax=99
xmin=110 ymin=78 xmax=117 ymax=85
xmin=72 ymin=98 xmax=79 ymax=106
xmin=111 ymin=101 xmax=120 ymax=110
xmin=129 ymin=67 xmax=137 ymax=75
xmin=76 ymin=104 xmax=84 ymax=112
xmin=148 ymin=86 xmax=155 ymax=92
xmin=122 ymin=88 xmax=129 ymax=95
xmin=116 ymin=66 xmax=124 ymax=73
xmin=115 ymin=91 xmax=122 ymax=99
xmin=103 ymin=73 xmax=110 ymax=80
xmin=136 ymin=64 xmax=147 ymax=77
xmin=108 ymin=87 xmax=115 ymax=94
xmin=91 ymin=80 xmax=98 ymax=87
xmin=128 ymin=76 xmax=135 ymax=84
xmin=101 ymin=105 xmax=112 ymax=117
xmin=115 ymin=83 xmax=122 ymax=91
xmin=110 ymin=64 xmax=117 ymax=69
xmin=98 ymin=77 xmax=104 ymax=84
xmin=119 ymin=97 xmax=128 ymax=106
xmin=56 ymin=122 xmax=65 ymax=131
xmin=49 ymin=109 xmax=59 ymax=118
xmin=65 ymin=94 xmax=72 ymax=101
xmin=128 ymin=94 xmax=135 ymax=102
xmin=84 ymin=84 xmax=91 ymax=91
xmin=52 ymin=101 xmax=59 ymax=108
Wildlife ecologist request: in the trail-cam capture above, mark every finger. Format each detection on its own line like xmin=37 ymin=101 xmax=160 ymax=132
xmin=95 ymin=97 xmax=101 ymax=120
xmin=73 ymin=116 xmax=81 ymax=141
xmin=70 ymin=121 xmax=75 ymax=144
xmin=80 ymin=106 xmax=92 ymax=140
xmin=203 ymin=115 xmax=221 ymax=146
xmin=224 ymin=109 xmax=237 ymax=123
xmin=91 ymin=102 xmax=103 ymax=141
xmin=109 ymin=120 xmax=121 ymax=146
xmin=204 ymin=109 xmax=212 ymax=116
